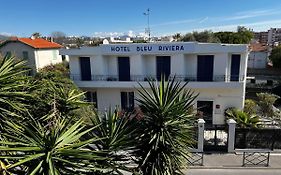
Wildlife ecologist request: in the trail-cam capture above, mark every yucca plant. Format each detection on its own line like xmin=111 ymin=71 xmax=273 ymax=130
xmin=85 ymin=108 xmax=139 ymax=174
xmin=134 ymin=76 xmax=198 ymax=175
xmin=0 ymin=111 xmax=111 ymax=175
xmin=0 ymin=54 xmax=32 ymax=118
xmin=225 ymin=108 xmax=260 ymax=128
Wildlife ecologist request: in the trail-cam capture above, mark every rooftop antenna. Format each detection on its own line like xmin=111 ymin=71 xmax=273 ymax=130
xmin=143 ymin=8 xmax=150 ymax=41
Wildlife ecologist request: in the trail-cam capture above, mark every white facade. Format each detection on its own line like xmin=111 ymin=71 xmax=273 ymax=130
xmin=248 ymin=51 xmax=268 ymax=69
xmin=0 ymin=42 xmax=63 ymax=74
xmin=61 ymin=42 xmax=249 ymax=125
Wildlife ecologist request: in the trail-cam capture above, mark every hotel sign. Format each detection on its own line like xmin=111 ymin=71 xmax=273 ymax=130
xmin=108 ymin=44 xmax=185 ymax=53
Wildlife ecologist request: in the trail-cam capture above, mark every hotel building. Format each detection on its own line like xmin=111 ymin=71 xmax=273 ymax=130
xmin=60 ymin=42 xmax=249 ymax=126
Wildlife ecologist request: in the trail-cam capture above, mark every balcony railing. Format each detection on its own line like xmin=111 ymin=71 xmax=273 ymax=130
xmin=70 ymin=74 xmax=245 ymax=82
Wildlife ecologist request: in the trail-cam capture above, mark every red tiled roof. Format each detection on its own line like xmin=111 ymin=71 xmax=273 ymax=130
xmin=250 ymin=43 xmax=268 ymax=52
xmin=17 ymin=38 xmax=63 ymax=49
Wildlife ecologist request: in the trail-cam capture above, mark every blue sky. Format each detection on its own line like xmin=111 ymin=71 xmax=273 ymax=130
xmin=1 ymin=0 xmax=281 ymax=37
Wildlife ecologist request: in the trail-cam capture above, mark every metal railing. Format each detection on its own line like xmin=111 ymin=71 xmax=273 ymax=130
xmin=70 ymin=74 xmax=245 ymax=82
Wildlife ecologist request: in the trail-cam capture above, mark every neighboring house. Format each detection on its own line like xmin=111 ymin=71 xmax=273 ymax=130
xmin=0 ymin=37 xmax=63 ymax=74
xmin=248 ymin=43 xmax=268 ymax=69
xmin=60 ymin=42 xmax=249 ymax=126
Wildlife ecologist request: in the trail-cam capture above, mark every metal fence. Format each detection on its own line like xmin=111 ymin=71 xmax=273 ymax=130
xmin=235 ymin=128 xmax=281 ymax=149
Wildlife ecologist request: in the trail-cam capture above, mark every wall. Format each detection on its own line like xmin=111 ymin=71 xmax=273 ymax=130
xmin=35 ymin=49 xmax=63 ymax=70
xmin=0 ymin=42 xmax=36 ymax=73
xmin=84 ymin=87 xmax=243 ymax=125
xmin=248 ymin=51 xmax=267 ymax=69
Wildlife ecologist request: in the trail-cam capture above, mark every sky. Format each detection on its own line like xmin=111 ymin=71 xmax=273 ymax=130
xmin=1 ymin=0 xmax=281 ymax=37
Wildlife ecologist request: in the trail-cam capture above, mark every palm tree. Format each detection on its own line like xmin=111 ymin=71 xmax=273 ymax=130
xmin=0 ymin=111 xmax=111 ymax=174
xmin=134 ymin=76 xmax=198 ymax=174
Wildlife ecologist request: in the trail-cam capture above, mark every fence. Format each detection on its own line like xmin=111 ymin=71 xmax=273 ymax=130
xmin=235 ymin=128 xmax=281 ymax=149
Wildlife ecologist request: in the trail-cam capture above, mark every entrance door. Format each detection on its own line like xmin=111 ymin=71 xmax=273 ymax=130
xmin=118 ymin=57 xmax=130 ymax=81
xmin=79 ymin=57 xmax=91 ymax=81
xmin=197 ymin=101 xmax=213 ymax=126
xmin=230 ymin=54 xmax=241 ymax=81
xmin=156 ymin=56 xmax=171 ymax=81
xmin=197 ymin=55 xmax=214 ymax=81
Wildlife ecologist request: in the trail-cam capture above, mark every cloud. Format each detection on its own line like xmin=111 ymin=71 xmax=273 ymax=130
xmin=220 ymin=9 xmax=281 ymax=21
xmin=199 ymin=17 xmax=209 ymax=24
xmin=179 ymin=19 xmax=281 ymax=33
xmin=0 ymin=32 xmax=12 ymax=36
xmin=150 ymin=19 xmax=197 ymax=27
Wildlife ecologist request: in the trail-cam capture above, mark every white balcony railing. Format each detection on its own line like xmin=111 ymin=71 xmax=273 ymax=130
xmin=70 ymin=74 xmax=245 ymax=82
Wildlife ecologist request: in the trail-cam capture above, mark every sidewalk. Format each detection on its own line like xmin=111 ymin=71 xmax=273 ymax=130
xmin=189 ymin=153 xmax=281 ymax=169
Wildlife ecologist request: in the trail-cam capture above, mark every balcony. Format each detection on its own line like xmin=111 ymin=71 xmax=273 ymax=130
xmin=70 ymin=74 xmax=245 ymax=82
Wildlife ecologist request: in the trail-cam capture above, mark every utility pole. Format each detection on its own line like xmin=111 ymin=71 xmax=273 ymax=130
xmin=143 ymin=8 xmax=150 ymax=41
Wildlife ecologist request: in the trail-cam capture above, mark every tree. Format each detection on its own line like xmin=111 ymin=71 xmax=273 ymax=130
xmin=50 ymin=31 xmax=66 ymax=44
xmin=269 ymin=46 xmax=281 ymax=68
xmin=181 ymin=30 xmax=220 ymax=43
xmin=256 ymin=93 xmax=280 ymax=119
xmin=133 ymin=77 xmax=198 ymax=174
xmin=214 ymin=28 xmax=253 ymax=44
xmin=244 ymin=99 xmax=257 ymax=116
xmin=0 ymin=111 xmax=111 ymax=174
xmin=85 ymin=108 xmax=139 ymax=173
xmin=27 ymin=63 xmax=87 ymax=120
xmin=173 ymin=33 xmax=181 ymax=41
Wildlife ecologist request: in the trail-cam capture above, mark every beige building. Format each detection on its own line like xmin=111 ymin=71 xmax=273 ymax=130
xmin=0 ymin=37 xmax=63 ymax=74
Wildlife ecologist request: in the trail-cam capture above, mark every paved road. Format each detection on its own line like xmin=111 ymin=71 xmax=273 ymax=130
xmin=186 ymin=169 xmax=281 ymax=175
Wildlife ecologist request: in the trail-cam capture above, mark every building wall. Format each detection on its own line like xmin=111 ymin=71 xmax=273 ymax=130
xmin=0 ymin=42 xmax=36 ymax=73
xmin=35 ymin=49 xmax=62 ymax=70
xmin=61 ymin=42 xmax=249 ymax=125
xmin=84 ymin=87 xmax=243 ymax=125
xmin=248 ymin=51 xmax=267 ymax=69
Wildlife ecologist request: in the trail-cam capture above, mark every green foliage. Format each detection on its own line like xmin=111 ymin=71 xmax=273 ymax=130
xmin=39 ymin=62 xmax=69 ymax=77
xmin=181 ymin=30 xmax=220 ymax=43
xmin=0 ymin=112 xmax=111 ymax=174
xmin=225 ymin=108 xmax=260 ymax=128
xmin=244 ymin=99 xmax=257 ymax=115
xmin=29 ymin=63 xmax=87 ymax=118
xmin=269 ymin=46 xmax=281 ymax=68
xmin=256 ymin=93 xmax=280 ymax=118
xmin=85 ymin=108 xmax=139 ymax=173
xmin=214 ymin=30 xmax=253 ymax=44
xmin=0 ymin=55 xmax=32 ymax=118
xmin=134 ymin=77 xmax=198 ymax=174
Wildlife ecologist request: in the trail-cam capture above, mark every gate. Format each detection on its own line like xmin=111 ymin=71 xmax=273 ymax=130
xmin=204 ymin=125 xmax=228 ymax=152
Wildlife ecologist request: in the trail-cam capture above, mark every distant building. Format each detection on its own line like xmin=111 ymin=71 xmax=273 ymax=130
xmin=267 ymin=28 xmax=281 ymax=46
xmin=248 ymin=43 xmax=268 ymax=69
xmin=254 ymin=31 xmax=268 ymax=44
xmin=0 ymin=36 xmax=63 ymax=75
xmin=61 ymin=42 xmax=249 ymax=126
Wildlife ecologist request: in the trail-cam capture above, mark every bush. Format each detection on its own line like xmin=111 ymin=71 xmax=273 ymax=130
xmin=244 ymin=99 xmax=257 ymax=115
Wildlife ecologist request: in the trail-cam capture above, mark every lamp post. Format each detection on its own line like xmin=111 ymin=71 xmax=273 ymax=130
xmin=143 ymin=8 xmax=151 ymax=41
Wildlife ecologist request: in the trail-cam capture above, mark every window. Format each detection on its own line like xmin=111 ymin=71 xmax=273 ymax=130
xmin=121 ymin=92 xmax=134 ymax=111
xmin=85 ymin=91 xmax=98 ymax=108
xmin=52 ymin=50 xmax=58 ymax=60
xmin=23 ymin=51 xmax=29 ymax=60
